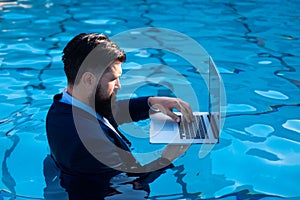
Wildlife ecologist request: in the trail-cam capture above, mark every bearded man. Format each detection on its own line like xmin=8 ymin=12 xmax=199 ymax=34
xmin=45 ymin=33 xmax=193 ymax=199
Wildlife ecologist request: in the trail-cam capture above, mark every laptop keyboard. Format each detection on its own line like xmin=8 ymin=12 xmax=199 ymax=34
xmin=178 ymin=114 xmax=219 ymax=140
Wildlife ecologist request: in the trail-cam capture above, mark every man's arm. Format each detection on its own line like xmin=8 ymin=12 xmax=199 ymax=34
xmin=113 ymin=96 xmax=193 ymax=172
xmin=114 ymin=96 xmax=194 ymax=125
xmin=114 ymin=97 xmax=150 ymax=124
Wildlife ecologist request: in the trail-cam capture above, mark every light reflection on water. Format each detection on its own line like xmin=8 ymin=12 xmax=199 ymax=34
xmin=0 ymin=0 xmax=300 ymax=199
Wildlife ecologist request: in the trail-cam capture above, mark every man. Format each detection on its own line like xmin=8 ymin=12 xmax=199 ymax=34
xmin=45 ymin=33 xmax=193 ymax=199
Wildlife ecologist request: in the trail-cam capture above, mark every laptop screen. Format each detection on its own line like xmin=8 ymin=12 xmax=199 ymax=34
xmin=208 ymin=56 xmax=221 ymax=136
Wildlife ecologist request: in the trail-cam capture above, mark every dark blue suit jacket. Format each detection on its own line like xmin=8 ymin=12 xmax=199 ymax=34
xmin=45 ymin=94 xmax=172 ymax=199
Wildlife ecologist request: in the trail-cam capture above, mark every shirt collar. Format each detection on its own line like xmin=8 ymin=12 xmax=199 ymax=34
xmin=60 ymin=89 xmax=102 ymax=120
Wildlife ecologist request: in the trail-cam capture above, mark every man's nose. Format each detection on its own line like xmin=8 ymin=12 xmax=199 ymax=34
xmin=115 ymin=79 xmax=121 ymax=89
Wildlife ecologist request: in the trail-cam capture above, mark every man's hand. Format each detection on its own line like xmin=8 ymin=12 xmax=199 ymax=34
xmin=148 ymin=97 xmax=194 ymax=123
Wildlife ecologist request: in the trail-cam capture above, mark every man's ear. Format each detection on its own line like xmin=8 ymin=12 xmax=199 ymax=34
xmin=81 ymin=72 xmax=97 ymax=89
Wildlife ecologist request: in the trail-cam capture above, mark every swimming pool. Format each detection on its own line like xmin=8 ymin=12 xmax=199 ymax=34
xmin=0 ymin=0 xmax=299 ymax=199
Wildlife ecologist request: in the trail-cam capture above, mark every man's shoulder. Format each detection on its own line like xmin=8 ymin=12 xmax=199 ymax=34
xmin=46 ymin=93 xmax=73 ymax=121
xmin=47 ymin=93 xmax=96 ymax=120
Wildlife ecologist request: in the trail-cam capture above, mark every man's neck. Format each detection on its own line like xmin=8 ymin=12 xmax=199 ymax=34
xmin=66 ymin=84 xmax=94 ymax=110
xmin=66 ymin=85 xmax=73 ymax=96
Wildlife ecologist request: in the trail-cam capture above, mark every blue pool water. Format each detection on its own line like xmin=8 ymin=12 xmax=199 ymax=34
xmin=1 ymin=0 xmax=300 ymax=199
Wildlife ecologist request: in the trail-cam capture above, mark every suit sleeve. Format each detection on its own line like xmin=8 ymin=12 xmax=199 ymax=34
xmin=115 ymin=96 xmax=151 ymax=124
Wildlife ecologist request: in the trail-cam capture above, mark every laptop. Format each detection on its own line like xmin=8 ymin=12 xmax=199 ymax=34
xmin=149 ymin=56 xmax=221 ymax=144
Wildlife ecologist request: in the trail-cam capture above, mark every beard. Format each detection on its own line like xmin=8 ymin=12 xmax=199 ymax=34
xmin=94 ymin=86 xmax=117 ymax=119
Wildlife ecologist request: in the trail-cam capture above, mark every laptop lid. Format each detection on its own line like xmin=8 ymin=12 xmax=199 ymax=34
xmin=149 ymin=56 xmax=221 ymax=144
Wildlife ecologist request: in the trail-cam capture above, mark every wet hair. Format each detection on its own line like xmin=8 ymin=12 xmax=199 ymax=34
xmin=62 ymin=33 xmax=126 ymax=85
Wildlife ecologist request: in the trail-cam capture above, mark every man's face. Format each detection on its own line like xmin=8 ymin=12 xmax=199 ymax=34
xmin=94 ymin=61 xmax=122 ymax=118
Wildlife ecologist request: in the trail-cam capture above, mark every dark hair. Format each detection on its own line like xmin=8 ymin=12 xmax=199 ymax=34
xmin=62 ymin=33 xmax=126 ymax=85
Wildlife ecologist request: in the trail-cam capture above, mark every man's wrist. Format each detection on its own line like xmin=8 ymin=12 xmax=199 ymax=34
xmin=148 ymin=97 xmax=160 ymax=112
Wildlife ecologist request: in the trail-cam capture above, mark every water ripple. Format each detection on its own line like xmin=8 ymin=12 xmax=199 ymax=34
xmin=226 ymin=104 xmax=257 ymax=113
xmin=1 ymin=13 xmax=33 ymax=20
xmin=244 ymin=124 xmax=274 ymax=137
xmin=246 ymin=148 xmax=281 ymax=161
xmin=254 ymin=90 xmax=289 ymax=100
xmin=282 ymin=120 xmax=300 ymax=134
